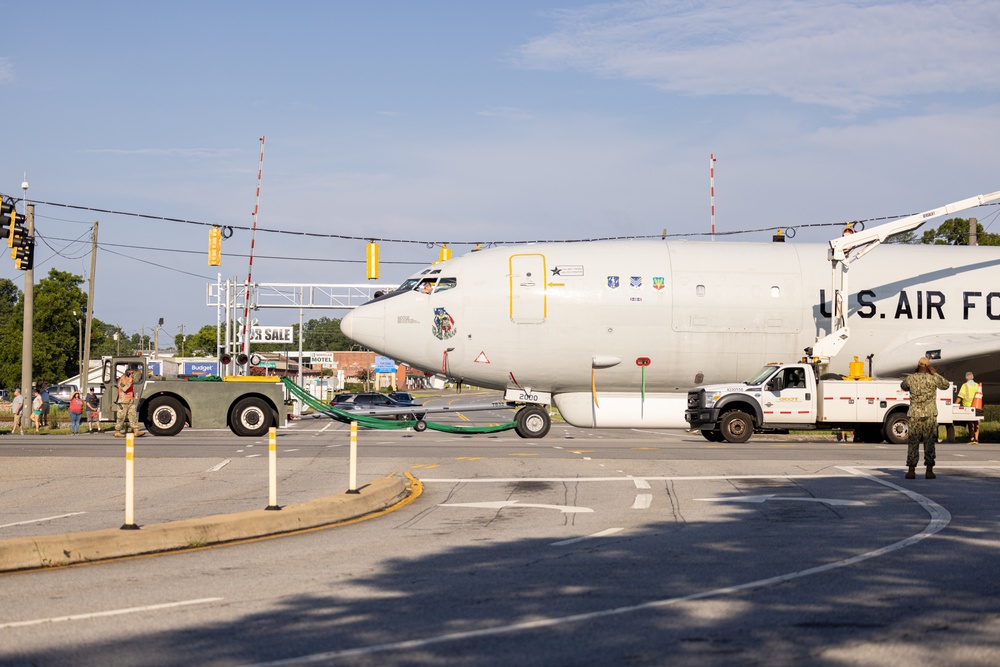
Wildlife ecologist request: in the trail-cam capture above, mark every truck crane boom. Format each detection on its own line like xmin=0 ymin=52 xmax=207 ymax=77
xmin=810 ymin=189 xmax=1000 ymax=363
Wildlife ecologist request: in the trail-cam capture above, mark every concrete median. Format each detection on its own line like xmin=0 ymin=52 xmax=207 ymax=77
xmin=0 ymin=474 xmax=413 ymax=573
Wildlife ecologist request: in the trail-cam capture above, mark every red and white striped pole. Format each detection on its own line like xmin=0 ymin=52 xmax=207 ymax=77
xmin=709 ymin=153 xmax=717 ymax=241
xmin=240 ymin=136 xmax=266 ymax=372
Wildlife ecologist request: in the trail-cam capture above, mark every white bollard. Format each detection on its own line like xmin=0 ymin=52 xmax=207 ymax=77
xmin=348 ymin=421 xmax=359 ymax=494
xmin=266 ymin=427 xmax=279 ymax=510
xmin=121 ymin=432 xmax=139 ymax=529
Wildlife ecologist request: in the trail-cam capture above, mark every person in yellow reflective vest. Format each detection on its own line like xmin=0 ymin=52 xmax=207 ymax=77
xmin=957 ymin=371 xmax=982 ymax=444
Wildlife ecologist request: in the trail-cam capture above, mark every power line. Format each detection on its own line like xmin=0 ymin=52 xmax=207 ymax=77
xmin=32 ymin=198 xmax=982 ymax=245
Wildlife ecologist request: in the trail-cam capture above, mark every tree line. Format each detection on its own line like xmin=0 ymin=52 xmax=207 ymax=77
xmin=0 ymin=269 xmax=354 ymax=390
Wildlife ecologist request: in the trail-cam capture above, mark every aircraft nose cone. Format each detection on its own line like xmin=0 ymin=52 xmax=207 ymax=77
xmin=341 ymin=303 xmax=385 ymax=351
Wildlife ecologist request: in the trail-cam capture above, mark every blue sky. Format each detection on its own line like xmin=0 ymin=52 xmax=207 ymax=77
xmin=2 ymin=0 xmax=999 ymax=344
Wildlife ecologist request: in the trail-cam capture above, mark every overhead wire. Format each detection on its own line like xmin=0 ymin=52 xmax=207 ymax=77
xmin=33 ymin=198 xmax=997 ymax=245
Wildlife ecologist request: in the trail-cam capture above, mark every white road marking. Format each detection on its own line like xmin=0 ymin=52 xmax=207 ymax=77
xmin=632 ymin=479 xmax=651 ymax=489
xmin=0 ymin=512 xmax=87 ymax=529
xmin=695 ymin=494 xmax=865 ymax=507
xmin=283 ymin=449 xmax=299 ymax=452
xmin=631 ymin=494 xmax=653 ymax=510
xmin=246 ymin=454 xmax=262 ymax=459
xmin=550 ymin=528 xmax=624 ymax=546
xmin=0 ymin=598 xmax=224 ymax=630
xmin=439 ymin=501 xmax=593 ymax=514
xmin=208 ymin=459 xmax=231 ymax=472
xmin=242 ymin=469 xmax=953 ymax=666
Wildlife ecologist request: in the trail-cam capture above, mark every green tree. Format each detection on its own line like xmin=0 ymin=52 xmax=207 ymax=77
xmin=920 ymin=217 xmax=1000 ymax=245
xmin=294 ymin=316 xmax=353 ymax=350
xmin=176 ymin=325 xmax=219 ymax=357
xmin=0 ymin=269 xmax=89 ymax=388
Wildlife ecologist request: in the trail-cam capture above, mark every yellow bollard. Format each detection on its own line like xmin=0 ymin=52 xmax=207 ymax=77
xmin=348 ymin=421 xmax=359 ymax=494
xmin=266 ymin=426 xmax=280 ymax=510
xmin=121 ymin=432 xmax=139 ymax=529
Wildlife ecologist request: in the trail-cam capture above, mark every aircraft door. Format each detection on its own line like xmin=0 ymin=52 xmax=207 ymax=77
xmin=762 ymin=367 xmax=816 ymax=425
xmin=509 ymin=254 xmax=547 ymax=324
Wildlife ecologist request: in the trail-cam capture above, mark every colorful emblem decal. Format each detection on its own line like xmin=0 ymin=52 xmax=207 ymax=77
xmin=652 ymin=276 xmax=665 ymax=290
xmin=630 ymin=276 xmax=642 ymax=289
xmin=432 ymin=307 xmax=457 ymax=340
xmin=607 ymin=276 xmax=620 ymax=289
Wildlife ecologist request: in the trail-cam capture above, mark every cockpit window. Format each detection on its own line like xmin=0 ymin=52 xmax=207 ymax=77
xmin=434 ymin=278 xmax=457 ymax=293
xmin=397 ymin=278 xmax=422 ymax=292
xmin=416 ymin=278 xmax=437 ymax=294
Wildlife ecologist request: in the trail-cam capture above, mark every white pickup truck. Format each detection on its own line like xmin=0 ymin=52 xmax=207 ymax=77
xmin=685 ymin=362 xmax=980 ymax=444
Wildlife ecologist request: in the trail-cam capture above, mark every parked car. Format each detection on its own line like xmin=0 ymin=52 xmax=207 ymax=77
xmin=387 ymin=391 xmax=416 ymax=404
xmin=47 ymin=384 xmax=79 ymax=402
xmin=328 ymin=392 xmax=425 ymax=420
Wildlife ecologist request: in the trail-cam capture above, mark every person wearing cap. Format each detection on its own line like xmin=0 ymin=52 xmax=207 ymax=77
xmin=900 ymin=357 xmax=950 ymax=479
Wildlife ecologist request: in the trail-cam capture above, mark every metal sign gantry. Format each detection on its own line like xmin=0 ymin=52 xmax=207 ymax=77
xmin=206 ymin=278 xmax=397 ymax=380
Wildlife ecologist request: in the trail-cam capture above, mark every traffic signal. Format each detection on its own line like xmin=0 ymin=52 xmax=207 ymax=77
xmin=366 ymin=241 xmax=379 ymax=280
xmin=208 ymin=226 xmax=222 ymax=266
xmin=13 ymin=239 xmax=33 ymax=270
xmin=1 ymin=197 xmax=16 ymax=246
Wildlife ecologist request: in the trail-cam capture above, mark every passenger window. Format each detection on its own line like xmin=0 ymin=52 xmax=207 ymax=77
xmin=434 ymin=278 xmax=457 ymax=293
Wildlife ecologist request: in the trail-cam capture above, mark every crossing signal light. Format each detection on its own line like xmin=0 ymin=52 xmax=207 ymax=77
xmin=13 ymin=239 xmax=33 ymax=271
xmin=237 ymin=353 xmax=249 ymax=365
xmin=220 ymin=353 xmax=232 ymax=365
xmin=208 ymin=226 xmax=222 ymax=266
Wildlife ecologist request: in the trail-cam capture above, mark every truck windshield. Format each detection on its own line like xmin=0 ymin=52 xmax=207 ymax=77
xmin=744 ymin=366 xmax=779 ymax=386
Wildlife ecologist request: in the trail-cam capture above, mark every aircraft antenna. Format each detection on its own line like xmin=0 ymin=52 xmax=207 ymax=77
xmin=709 ymin=153 xmax=717 ymax=241
xmin=240 ymin=135 xmax=266 ymax=373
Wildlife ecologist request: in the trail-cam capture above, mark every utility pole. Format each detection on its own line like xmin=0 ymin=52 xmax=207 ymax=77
xmin=18 ymin=199 xmax=34 ymax=433
xmin=969 ymin=217 xmax=978 ymax=246
xmin=81 ymin=221 xmax=98 ymax=397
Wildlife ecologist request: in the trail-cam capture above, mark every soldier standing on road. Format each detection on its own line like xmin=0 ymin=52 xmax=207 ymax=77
xmin=900 ymin=357 xmax=950 ymax=479
xmin=115 ymin=369 xmax=144 ymax=438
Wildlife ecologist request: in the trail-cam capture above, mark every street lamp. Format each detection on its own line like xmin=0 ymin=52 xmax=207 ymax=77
xmin=72 ymin=310 xmax=83 ymax=384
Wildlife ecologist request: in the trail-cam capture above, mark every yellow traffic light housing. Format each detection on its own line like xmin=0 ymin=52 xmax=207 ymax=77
xmin=208 ymin=226 xmax=223 ymax=266
xmin=366 ymin=241 xmax=379 ymax=280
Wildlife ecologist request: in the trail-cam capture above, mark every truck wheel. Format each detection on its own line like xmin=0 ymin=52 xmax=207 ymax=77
xmin=144 ymin=396 xmax=185 ymax=437
xmin=720 ymin=411 xmax=753 ymax=443
xmin=230 ymin=397 xmax=273 ymax=437
xmin=515 ymin=406 xmax=551 ymax=439
xmin=884 ymin=413 xmax=909 ymax=444
xmin=701 ymin=430 xmax=725 ymax=442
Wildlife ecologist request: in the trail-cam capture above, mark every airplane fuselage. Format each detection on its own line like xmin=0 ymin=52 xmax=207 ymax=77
xmin=341 ymin=240 xmax=1000 ymax=430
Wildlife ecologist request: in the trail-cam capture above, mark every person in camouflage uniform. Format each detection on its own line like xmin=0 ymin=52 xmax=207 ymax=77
xmin=900 ymin=357 xmax=950 ymax=479
xmin=115 ymin=368 xmax=144 ymax=438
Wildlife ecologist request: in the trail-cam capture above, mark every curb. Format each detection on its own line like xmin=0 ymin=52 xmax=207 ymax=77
xmin=0 ymin=475 xmax=410 ymax=573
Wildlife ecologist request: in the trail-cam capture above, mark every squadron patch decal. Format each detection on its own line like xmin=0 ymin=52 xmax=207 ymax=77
xmin=432 ymin=307 xmax=457 ymax=340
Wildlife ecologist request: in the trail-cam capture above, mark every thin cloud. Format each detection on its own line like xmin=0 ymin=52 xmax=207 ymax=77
xmin=477 ymin=106 xmax=535 ymax=121
xmin=0 ymin=57 xmax=13 ymax=83
xmin=515 ymin=0 xmax=1000 ymax=112
xmin=83 ymin=148 xmax=241 ymax=158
